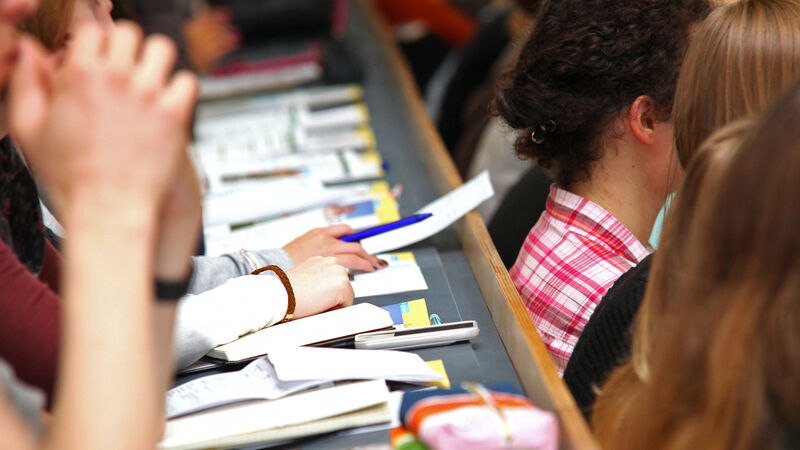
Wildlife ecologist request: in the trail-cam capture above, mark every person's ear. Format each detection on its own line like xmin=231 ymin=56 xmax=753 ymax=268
xmin=628 ymin=95 xmax=660 ymax=145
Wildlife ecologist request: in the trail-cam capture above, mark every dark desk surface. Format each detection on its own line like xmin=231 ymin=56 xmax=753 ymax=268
xmin=187 ymin=0 xmax=598 ymax=448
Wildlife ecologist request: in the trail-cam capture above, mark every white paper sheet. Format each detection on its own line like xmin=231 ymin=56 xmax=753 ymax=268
xmin=204 ymin=191 xmax=388 ymax=256
xmin=196 ymin=84 xmax=361 ymax=119
xmin=360 ymin=171 xmax=494 ymax=254
xmin=166 ymin=358 xmax=323 ymax=418
xmin=208 ymin=303 xmax=394 ymax=361
xmin=196 ymin=104 xmax=366 ymax=141
xmin=350 ymin=253 xmax=428 ymax=298
xmin=201 ymin=149 xmax=382 ymax=191
xmin=267 ymin=347 xmax=443 ymax=384
xmin=159 ymin=379 xmax=389 ymax=450
xmin=202 ymin=179 xmax=373 ymax=227
xmin=198 ymin=63 xmax=322 ymax=101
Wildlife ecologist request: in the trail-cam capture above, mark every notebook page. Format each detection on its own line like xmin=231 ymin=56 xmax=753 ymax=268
xmin=159 ymin=379 xmax=389 ymax=450
xmin=208 ymin=303 xmax=393 ymax=361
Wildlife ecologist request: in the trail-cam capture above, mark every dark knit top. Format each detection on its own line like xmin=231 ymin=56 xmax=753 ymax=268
xmin=563 ymin=254 xmax=653 ymax=421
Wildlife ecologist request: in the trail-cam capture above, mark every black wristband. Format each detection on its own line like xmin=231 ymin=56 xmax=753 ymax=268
xmin=155 ymin=274 xmax=193 ymax=301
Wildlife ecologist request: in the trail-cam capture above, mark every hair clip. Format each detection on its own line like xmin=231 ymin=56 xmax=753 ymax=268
xmin=531 ymin=120 xmax=557 ymax=144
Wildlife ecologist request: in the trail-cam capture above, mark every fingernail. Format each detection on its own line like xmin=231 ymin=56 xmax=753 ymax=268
xmin=372 ymin=264 xmax=380 ymax=271
xmin=379 ymin=259 xmax=389 ymax=267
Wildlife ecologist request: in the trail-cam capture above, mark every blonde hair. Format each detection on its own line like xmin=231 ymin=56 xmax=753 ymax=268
xmin=672 ymin=0 xmax=800 ymax=167
xmin=19 ymin=0 xmax=77 ymax=50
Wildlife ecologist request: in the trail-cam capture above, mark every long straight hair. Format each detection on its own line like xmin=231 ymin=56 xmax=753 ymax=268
xmin=594 ymin=83 xmax=800 ymax=449
xmin=672 ymin=0 xmax=800 ymax=167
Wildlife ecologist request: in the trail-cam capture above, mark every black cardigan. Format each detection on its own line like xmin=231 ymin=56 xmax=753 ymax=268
xmin=563 ymin=254 xmax=653 ymax=421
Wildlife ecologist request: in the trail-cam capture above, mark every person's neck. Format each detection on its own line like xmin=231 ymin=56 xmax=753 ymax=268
xmin=567 ymin=144 xmax=663 ymax=247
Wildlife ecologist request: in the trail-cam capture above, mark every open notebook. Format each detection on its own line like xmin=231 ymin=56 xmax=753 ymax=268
xmin=158 ymin=379 xmax=390 ymax=450
xmin=207 ymin=303 xmax=394 ymax=362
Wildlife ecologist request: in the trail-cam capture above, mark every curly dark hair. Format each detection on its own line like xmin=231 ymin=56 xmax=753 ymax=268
xmin=494 ymin=0 xmax=711 ymax=187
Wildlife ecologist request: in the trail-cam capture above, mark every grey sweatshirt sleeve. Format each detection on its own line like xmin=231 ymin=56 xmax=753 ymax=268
xmin=188 ymin=248 xmax=294 ymax=294
xmin=0 ymin=359 xmax=44 ymax=435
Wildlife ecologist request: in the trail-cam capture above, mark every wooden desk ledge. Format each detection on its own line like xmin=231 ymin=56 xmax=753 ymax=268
xmin=361 ymin=1 xmax=600 ymax=448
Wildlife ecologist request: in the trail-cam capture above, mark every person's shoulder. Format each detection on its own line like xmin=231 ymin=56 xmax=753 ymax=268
xmin=594 ymin=254 xmax=654 ymax=316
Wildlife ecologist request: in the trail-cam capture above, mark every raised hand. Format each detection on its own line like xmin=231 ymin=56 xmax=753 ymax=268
xmin=183 ymin=7 xmax=241 ymax=72
xmin=8 ymin=23 xmax=197 ymax=216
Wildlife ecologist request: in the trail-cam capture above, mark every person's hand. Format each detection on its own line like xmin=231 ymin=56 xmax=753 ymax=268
xmin=285 ymin=256 xmax=354 ymax=319
xmin=182 ymin=7 xmax=240 ymax=73
xmin=283 ymin=224 xmax=386 ymax=272
xmin=8 ymin=23 xmax=197 ymax=214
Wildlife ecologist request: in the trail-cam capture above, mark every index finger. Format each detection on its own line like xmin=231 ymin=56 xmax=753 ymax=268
xmin=322 ymin=224 xmax=355 ymax=237
xmin=65 ymin=23 xmax=104 ymax=69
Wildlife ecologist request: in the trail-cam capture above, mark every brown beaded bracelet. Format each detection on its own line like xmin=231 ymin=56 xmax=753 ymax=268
xmin=251 ymin=265 xmax=296 ymax=323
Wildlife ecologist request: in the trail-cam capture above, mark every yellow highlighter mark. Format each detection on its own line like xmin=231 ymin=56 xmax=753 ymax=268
xmin=401 ymin=298 xmax=431 ymax=328
xmin=391 ymin=252 xmax=417 ymax=264
xmin=425 ymin=360 xmax=450 ymax=389
xmin=375 ymin=196 xmax=400 ymax=223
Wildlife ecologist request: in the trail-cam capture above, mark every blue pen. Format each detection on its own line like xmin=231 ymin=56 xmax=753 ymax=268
xmin=339 ymin=213 xmax=433 ymax=242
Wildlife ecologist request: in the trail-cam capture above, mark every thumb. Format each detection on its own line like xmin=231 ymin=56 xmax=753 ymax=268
xmin=8 ymin=38 xmax=53 ymax=146
xmin=323 ymin=223 xmax=355 ymax=237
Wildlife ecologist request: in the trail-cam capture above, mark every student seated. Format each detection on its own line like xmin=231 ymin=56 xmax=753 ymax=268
xmin=563 ymin=0 xmax=800 ymax=416
xmin=593 ymin=80 xmax=800 ymax=450
xmin=493 ymin=0 xmax=710 ymax=373
xmin=0 ymin=2 xmax=201 ymax=445
xmin=0 ymin=0 xmax=378 ymax=403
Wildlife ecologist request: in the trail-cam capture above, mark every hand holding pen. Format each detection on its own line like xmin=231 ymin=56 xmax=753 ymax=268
xmin=339 ymin=213 xmax=433 ymax=242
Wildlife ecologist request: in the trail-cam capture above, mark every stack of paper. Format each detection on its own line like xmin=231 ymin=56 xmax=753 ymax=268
xmin=202 ymin=178 xmax=375 ymax=227
xmin=195 ymin=84 xmax=364 ymax=119
xmin=167 ymin=347 xmax=441 ymax=418
xmin=198 ymin=63 xmax=322 ymax=100
xmin=204 ymin=181 xmax=399 ymax=254
xmin=191 ymin=81 xmax=386 ymax=235
xmin=195 ymin=104 xmax=369 ymax=141
xmin=203 ymin=149 xmax=383 ymax=186
xmin=159 ymin=379 xmax=391 ymax=450
xmin=167 ymin=357 xmax=321 ymax=418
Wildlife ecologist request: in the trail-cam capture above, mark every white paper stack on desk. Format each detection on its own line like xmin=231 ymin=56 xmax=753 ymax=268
xmin=202 ymin=177 xmax=377 ymax=227
xmin=202 ymin=148 xmax=384 ymax=190
xmin=193 ymin=79 xmax=494 ymax=305
xmin=196 ymin=84 xmax=364 ymax=119
xmin=195 ymin=103 xmax=369 ymax=140
xmin=161 ymin=320 xmax=444 ymax=449
xmin=198 ymin=63 xmax=323 ymax=101
xmin=160 ymin=305 xmax=400 ymax=448
xmin=167 ymin=347 xmax=442 ymax=418
xmin=205 ymin=181 xmax=399 ymax=255
xmin=159 ymin=379 xmax=391 ymax=450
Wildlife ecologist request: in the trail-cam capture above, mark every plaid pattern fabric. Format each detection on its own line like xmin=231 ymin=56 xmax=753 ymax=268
xmin=510 ymin=185 xmax=650 ymax=375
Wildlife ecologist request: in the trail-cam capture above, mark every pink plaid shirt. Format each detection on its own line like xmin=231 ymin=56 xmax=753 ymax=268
xmin=510 ymin=185 xmax=650 ymax=375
